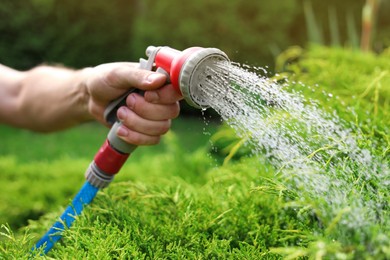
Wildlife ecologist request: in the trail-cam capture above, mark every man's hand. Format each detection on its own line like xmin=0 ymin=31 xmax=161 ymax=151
xmin=84 ymin=62 xmax=183 ymax=146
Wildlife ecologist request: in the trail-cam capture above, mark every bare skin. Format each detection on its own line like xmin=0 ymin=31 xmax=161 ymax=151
xmin=0 ymin=63 xmax=183 ymax=146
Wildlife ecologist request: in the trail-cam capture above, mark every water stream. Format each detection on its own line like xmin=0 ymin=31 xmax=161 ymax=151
xmin=200 ymin=61 xmax=389 ymax=240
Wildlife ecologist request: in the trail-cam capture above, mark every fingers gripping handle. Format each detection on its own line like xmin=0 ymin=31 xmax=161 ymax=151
xmin=86 ymin=47 xmax=167 ymax=188
xmin=104 ymin=90 xmax=141 ymax=154
xmin=103 ymin=47 xmax=166 ymax=153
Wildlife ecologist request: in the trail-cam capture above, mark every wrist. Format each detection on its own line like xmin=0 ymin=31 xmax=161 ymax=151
xmin=76 ymin=67 xmax=95 ymax=122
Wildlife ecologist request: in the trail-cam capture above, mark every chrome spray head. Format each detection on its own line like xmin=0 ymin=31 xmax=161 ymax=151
xmin=142 ymin=46 xmax=230 ymax=109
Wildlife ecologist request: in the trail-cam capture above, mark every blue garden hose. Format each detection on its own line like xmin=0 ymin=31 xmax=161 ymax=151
xmin=32 ymin=181 xmax=99 ymax=254
xmin=32 ymin=130 xmax=135 ymax=255
xmin=31 ymin=100 xmax=137 ymax=255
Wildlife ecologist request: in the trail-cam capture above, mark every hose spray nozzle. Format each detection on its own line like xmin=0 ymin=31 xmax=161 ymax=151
xmin=86 ymin=46 xmax=229 ymax=188
xmin=145 ymin=46 xmax=230 ymax=108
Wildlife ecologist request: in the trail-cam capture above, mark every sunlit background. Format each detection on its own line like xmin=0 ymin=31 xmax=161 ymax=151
xmin=0 ymin=0 xmax=389 ymax=70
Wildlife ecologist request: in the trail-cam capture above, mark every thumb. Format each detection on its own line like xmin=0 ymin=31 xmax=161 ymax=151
xmin=102 ymin=65 xmax=167 ymax=91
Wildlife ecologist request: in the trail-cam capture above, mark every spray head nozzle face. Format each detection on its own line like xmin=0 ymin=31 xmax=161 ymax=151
xmin=145 ymin=46 xmax=229 ymax=109
xmin=178 ymin=48 xmax=229 ymax=108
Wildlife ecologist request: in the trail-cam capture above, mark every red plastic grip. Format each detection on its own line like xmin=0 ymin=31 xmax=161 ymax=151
xmin=155 ymin=47 xmax=180 ymax=74
xmin=155 ymin=47 xmax=203 ymax=95
xmin=94 ymin=139 xmax=130 ymax=175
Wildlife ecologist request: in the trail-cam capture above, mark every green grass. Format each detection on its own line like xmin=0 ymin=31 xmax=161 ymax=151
xmin=1 ymin=46 xmax=390 ymax=259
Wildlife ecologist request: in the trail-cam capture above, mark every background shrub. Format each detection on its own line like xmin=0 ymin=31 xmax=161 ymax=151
xmin=1 ymin=0 xmax=389 ymax=70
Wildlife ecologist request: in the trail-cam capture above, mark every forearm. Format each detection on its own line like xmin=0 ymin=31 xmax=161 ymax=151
xmin=0 ymin=65 xmax=93 ymax=132
xmin=1 ymin=62 xmax=182 ymax=146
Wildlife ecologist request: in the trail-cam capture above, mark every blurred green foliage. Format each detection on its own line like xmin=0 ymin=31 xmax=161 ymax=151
xmin=0 ymin=0 xmax=137 ymax=69
xmin=131 ymin=0 xmax=298 ymax=67
xmin=1 ymin=0 xmax=389 ymax=70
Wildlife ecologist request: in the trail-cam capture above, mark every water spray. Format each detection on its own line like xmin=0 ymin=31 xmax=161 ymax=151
xmin=32 ymin=46 xmax=229 ymax=254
